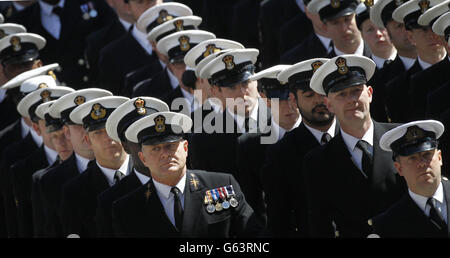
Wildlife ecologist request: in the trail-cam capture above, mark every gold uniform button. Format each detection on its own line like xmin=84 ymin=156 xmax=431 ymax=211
xmin=368 ymin=219 xmax=373 ymax=226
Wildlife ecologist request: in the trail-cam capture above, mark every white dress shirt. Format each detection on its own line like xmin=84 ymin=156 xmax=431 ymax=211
xmin=13 ymin=2 xmax=28 ymax=11
xmin=316 ymin=33 xmax=333 ymax=54
xmin=334 ymin=39 xmax=365 ymax=56
xmin=180 ymin=87 xmax=196 ymax=114
xmin=39 ymin=0 xmax=65 ymax=39
xmin=97 ymin=154 xmax=130 ymax=186
xmin=399 ymin=55 xmax=416 ymax=71
xmin=44 ymin=145 xmax=58 ymax=166
xmin=371 ymin=51 xmax=397 ymax=69
xmin=229 ymin=102 xmax=259 ymax=133
xmin=134 ymin=169 xmax=150 ymax=185
xmin=167 ymin=67 xmax=180 ymax=90
xmin=417 ymin=56 xmax=433 ymax=70
xmin=340 ymin=120 xmax=374 ymax=172
xmin=271 ymin=115 xmax=302 ymax=142
xmin=20 ymin=118 xmax=31 ymax=139
xmin=303 ymin=118 xmax=337 ymax=145
xmin=118 ymin=17 xmax=132 ymax=31
xmin=153 ymin=173 xmax=186 ymax=228
xmin=74 ymin=153 xmax=91 ymax=173
xmin=409 ymin=183 xmax=447 ymax=224
xmin=131 ymin=25 xmax=153 ymax=55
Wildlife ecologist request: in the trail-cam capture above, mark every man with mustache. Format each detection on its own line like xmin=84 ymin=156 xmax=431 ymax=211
xmin=260 ymin=58 xmax=338 ymax=237
xmin=372 ymin=120 xmax=450 ymax=237
xmin=303 ymin=55 xmax=407 ymax=237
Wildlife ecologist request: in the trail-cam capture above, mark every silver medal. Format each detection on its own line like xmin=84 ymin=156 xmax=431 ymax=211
xmin=90 ymin=9 xmax=98 ymax=18
xmin=206 ymin=203 xmax=215 ymax=213
xmin=83 ymin=12 xmax=90 ymax=20
xmin=229 ymin=197 xmax=238 ymax=208
xmin=222 ymin=200 xmax=230 ymax=209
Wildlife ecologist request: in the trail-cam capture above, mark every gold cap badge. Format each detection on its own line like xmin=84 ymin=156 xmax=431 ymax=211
xmin=74 ymin=96 xmax=86 ymax=106
xmin=179 ymin=35 xmax=190 ymax=52
xmin=38 ymin=83 xmax=48 ymax=89
xmin=173 ymin=19 xmax=184 ymax=31
xmin=404 ymin=126 xmax=425 ymax=142
xmin=10 ymin=36 xmax=21 ymax=52
xmin=90 ymin=103 xmax=107 ymax=120
xmin=311 ymin=61 xmax=324 ymax=73
xmin=154 ymin=115 xmax=166 ymax=133
xmin=40 ymin=90 xmax=51 ymax=102
xmin=203 ymin=44 xmax=221 ymax=58
xmin=157 ymin=9 xmax=173 ymax=24
xmin=134 ymin=98 xmax=147 ymax=115
xmin=335 ymin=57 xmax=349 ymax=75
xmin=418 ymin=0 xmax=430 ymax=13
xmin=222 ymin=55 xmax=235 ymax=70
xmin=331 ymin=0 xmax=340 ymax=8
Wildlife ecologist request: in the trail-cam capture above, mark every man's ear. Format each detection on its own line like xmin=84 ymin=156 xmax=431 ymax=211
xmin=84 ymin=132 xmax=92 ymax=147
xmin=406 ymin=30 xmax=415 ymax=46
xmin=394 ymin=160 xmax=403 ymax=176
xmin=324 ymin=96 xmax=334 ymax=113
xmin=138 ymin=151 xmax=146 ymax=166
xmin=63 ymin=125 xmax=71 ymax=140
xmin=31 ymin=122 xmax=41 ymax=136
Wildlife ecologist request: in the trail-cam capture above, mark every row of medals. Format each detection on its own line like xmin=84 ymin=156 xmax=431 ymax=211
xmin=205 ymin=193 xmax=238 ymax=213
xmin=81 ymin=2 xmax=98 ymax=20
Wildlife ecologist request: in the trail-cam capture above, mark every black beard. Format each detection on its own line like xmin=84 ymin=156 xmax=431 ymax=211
xmin=298 ymin=104 xmax=335 ymax=127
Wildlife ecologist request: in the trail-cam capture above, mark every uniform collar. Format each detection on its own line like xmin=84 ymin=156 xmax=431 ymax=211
xmin=228 ymin=102 xmax=259 ymax=133
xmin=39 ymin=0 xmax=65 ymax=16
xmin=153 ymin=172 xmax=186 ymax=200
xmin=316 ymin=33 xmax=332 ymax=53
xmin=134 ymin=168 xmax=150 ymax=185
xmin=166 ymin=67 xmax=180 ymax=90
xmin=118 ymin=17 xmax=132 ymax=32
xmin=372 ymin=51 xmax=397 ymax=69
xmin=74 ymin=153 xmax=91 ymax=173
xmin=44 ymin=145 xmax=58 ymax=165
xmin=304 ymin=118 xmax=337 ymax=145
xmin=409 ymin=182 xmax=444 ymax=213
xmin=30 ymin=126 xmax=43 ymax=147
xmin=131 ymin=24 xmax=153 ymax=55
xmin=398 ymin=55 xmax=416 ymax=71
xmin=340 ymin=119 xmax=374 ymax=152
xmin=97 ymin=154 xmax=130 ymax=186
xmin=417 ymin=56 xmax=433 ymax=70
xmin=21 ymin=118 xmax=31 ymax=139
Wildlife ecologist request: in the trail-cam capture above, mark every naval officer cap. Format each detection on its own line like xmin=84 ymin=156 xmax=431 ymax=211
xmin=1 ymin=63 xmax=59 ymax=91
xmin=307 ymin=0 xmax=360 ymax=22
xmin=19 ymin=75 xmax=58 ymax=97
xmin=48 ymin=88 xmax=113 ymax=125
xmin=70 ymin=96 xmax=129 ymax=132
xmin=249 ymin=65 xmax=291 ymax=100
xmin=418 ymin=0 xmax=450 ymax=27
xmin=106 ymin=97 xmax=170 ymax=143
xmin=380 ymin=120 xmax=444 ymax=159
xmin=147 ymin=15 xmax=202 ymax=43
xmin=278 ymin=58 xmax=330 ymax=92
xmin=392 ymin=0 xmax=442 ymax=29
xmin=370 ymin=0 xmax=408 ymax=28
xmin=310 ymin=54 xmax=376 ymax=95
xmin=125 ymin=111 xmax=192 ymax=145
xmin=356 ymin=0 xmax=377 ymax=29
xmin=0 ymin=32 xmax=46 ymax=66
xmin=36 ymin=100 xmax=64 ymax=133
xmin=137 ymin=2 xmax=192 ymax=34
xmin=199 ymin=48 xmax=259 ymax=88
xmin=17 ymin=86 xmax=74 ymax=122
xmin=157 ymin=30 xmax=216 ymax=64
xmin=432 ymin=12 xmax=450 ymax=45
xmin=0 ymin=23 xmax=27 ymax=39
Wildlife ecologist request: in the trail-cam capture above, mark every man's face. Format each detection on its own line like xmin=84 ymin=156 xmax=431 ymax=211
xmin=139 ymin=140 xmax=188 ymax=184
xmin=407 ymin=27 xmax=445 ymax=58
xmin=385 ymin=20 xmax=415 ymax=53
xmin=168 ymin=62 xmax=186 ymax=87
xmin=65 ymin=124 xmax=92 ymax=154
xmin=296 ymin=89 xmax=334 ymax=126
xmin=85 ymin=128 xmax=125 ymax=163
xmin=219 ymin=80 xmax=259 ymax=117
xmin=49 ymin=129 xmax=73 ymax=161
xmin=38 ymin=119 xmax=54 ymax=149
xmin=360 ymin=19 xmax=394 ymax=55
xmin=325 ymin=84 xmax=372 ymax=125
xmin=270 ymin=96 xmax=299 ymax=130
xmin=2 ymin=60 xmax=42 ymax=80
xmin=395 ymin=149 xmax=442 ymax=194
xmin=128 ymin=0 xmax=159 ymax=21
xmin=325 ymin=13 xmax=361 ymax=47
xmin=122 ymin=140 xmax=148 ymax=173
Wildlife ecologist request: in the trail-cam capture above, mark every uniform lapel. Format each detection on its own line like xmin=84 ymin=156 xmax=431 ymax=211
xmin=181 ymin=171 xmax=206 ymax=236
xmin=371 ymin=122 xmax=397 ymax=188
xmin=442 ymin=180 xmax=450 ymax=236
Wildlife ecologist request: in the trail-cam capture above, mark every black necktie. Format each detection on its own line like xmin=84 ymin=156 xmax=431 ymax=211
xmin=356 ymin=140 xmax=373 ymax=179
xmin=427 ymin=197 xmax=447 ymax=230
xmin=114 ymin=170 xmax=124 ymax=184
xmin=244 ymin=117 xmax=250 ymax=133
xmin=321 ymin=132 xmax=331 ymax=145
xmin=171 ymin=187 xmax=183 ymax=231
xmin=52 ymin=6 xmax=63 ymax=18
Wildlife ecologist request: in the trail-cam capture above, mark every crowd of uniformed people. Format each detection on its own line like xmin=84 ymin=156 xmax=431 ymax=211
xmin=0 ymin=0 xmax=449 ymax=238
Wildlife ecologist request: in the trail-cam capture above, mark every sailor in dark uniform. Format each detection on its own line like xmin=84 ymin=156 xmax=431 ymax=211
xmin=369 ymin=0 xmax=417 ymax=122
xmin=408 ymin=3 xmax=450 ymax=120
xmin=31 ymin=99 xmax=74 ymax=237
xmin=303 ymin=55 xmax=407 ymax=237
xmin=99 ymin=2 xmax=192 ymax=95
xmin=112 ymin=111 xmax=262 ymax=237
xmin=425 ymin=12 xmax=450 ymax=119
xmin=372 ymin=120 xmax=450 ymax=237
xmin=9 ymin=0 xmax=116 ymax=88
xmin=39 ymin=88 xmax=112 ymax=237
xmin=133 ymin=29 xmax=215 ymax=114
xmin=385 ymin=0 xmax=446 ymax=122
xmin=261 ymin=58 xmax=338 ymax=237
xmin=124 ymin=14 xmax=201 ymax=97
xmin=96 ymin=96 xmax=169 ymax=237
xmin=307 ymin=0 xmax=372 ymax=58
xmin=12 ymin=85 xmax=74 ymax=237
xmin=60 ymin=96 xmax=132 ymax=238
xmin=190 ymin=48 xmax=272 ymax=177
